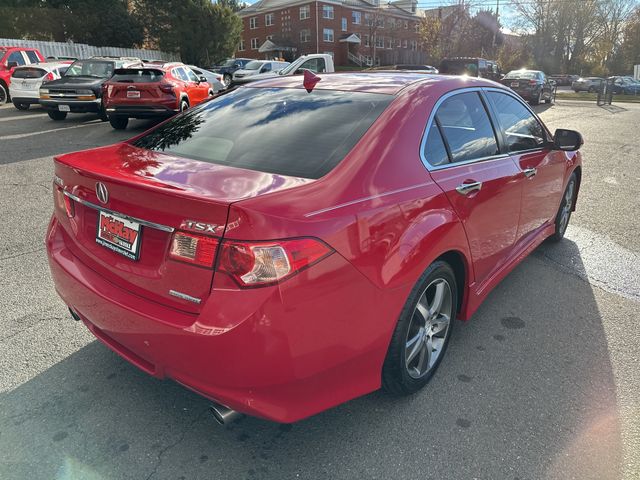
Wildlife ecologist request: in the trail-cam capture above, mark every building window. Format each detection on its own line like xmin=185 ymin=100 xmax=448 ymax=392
xmin=375 ymin=36 xmax=384 ymax=48
xmin=300 ymin=28 xmax=311 ymax=42
xmin=403 ymin=39 xmax=408 ymax=49
xmin=322 ymin=5 xmax=334 ymax=19
xmin=396 ymin=37 xmax=401 ymax=48
xmin=250 ymin=17 xmax=257 ymax=29
xmin=387 ymin=38 xmax=393 ymax=49
xmin=239 ymin=39 xmax=245 ymax=51
xmin=251 ymin=38 xmax=259 ymax=49
xmin=414 ymin=23 xmax=419 ymax=33
xmin=352 ymin=11 xmax=361 ymax=24
xmin=364 ymin=13 xmax=372 ymax=26
xmin=364 ymin=34 xmax=370 ymax=47
xmin=376 ymin=17 xmax=384 ymax=28
xmin=341 ymin=17 xmax=347 ymax=31
xmin=323 ymin=28 xmax=334 ymax=42
xmin=388 ymin=18 xmax=396 ymax=29
xmin=265 ymin=13 xmax=274 ymax=26
xmin=404 ymin=20 xmax=408 ymax=29
xmin=410 ymin=40 xmax=417 ymax=51
xmin=300 ymin=5 xmax=310 ymax=20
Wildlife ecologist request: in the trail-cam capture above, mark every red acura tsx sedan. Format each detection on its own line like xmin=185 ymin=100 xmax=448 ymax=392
xmin=46 ymin=72 xmax=583 ymax=423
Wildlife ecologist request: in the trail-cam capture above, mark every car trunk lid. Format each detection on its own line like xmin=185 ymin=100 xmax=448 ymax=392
xmin=53 ymin=143 xmax=312 ymax=313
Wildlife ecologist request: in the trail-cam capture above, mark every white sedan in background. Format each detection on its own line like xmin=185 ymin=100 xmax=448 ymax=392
xmin=232 ymin=60 xmax=290 ymax=85
xmin=9 ymin=61 xmax=71 ymax=110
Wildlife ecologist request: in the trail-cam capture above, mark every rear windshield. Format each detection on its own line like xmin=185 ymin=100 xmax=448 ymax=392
xmin=132 ymin=87 xmax=392 ymax=179
xmin=440 ymin=60 xmax=479 ymax=75
xmin=504 ymin=71 xmax=538 ymax=79
xmin=64 ymin=60 xmax=114 ymax=78
xmin=12 ymin=67 xmax=47 ymax=79
xmin=111 ymin=68 xmax=164 ymax=83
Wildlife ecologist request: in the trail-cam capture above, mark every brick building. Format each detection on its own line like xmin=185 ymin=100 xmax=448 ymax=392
xmin=236 ymin=0 xmax=429 ymax=67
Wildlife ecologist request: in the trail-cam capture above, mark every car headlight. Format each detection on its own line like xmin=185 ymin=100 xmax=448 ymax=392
xmin=40 ymin=88 xmax=49 ymax=95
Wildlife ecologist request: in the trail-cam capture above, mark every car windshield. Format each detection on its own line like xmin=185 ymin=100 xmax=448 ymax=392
xmin=505 ymin=71 xmax=538 ymax=79
xmin=132 ymin=88 xmax=393 ymax=179
xmin=244 ymin=61 xmax=264 ymax=71
xmin=64 ymin=60 xmax=114 ymax=78
xmin=278 ymin=61 xmax=301 ymax=75
xmin=222 ymin=59 xmax=236 ymax=67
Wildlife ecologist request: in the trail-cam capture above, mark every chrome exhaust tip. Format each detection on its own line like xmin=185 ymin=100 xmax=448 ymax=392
xmin=209 ymin=403 xmax=242 ymax=425
xmin=68 ymin=307 xmax=81 ymax=321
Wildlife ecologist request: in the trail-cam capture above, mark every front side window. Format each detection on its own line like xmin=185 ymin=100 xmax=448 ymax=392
xmin=322 ymin=5 xmax=334 ymax=19
xmin=7 ymin=51 xmax=26 ymax=66
xmin=300 ymin=5 xmax=310 ymax=19
xmin=323 ymin=28 xmax=334 ymax=42
xmin=300 ymin=57 xmax=326 ymax=73
xmin=132 ymin=88 xmax=393 ymax=179
xmin=435 ymin=92 xmax=499 ymax=163
xmin=173 ymin=68 xmax=189 ymax=82
xmin=486 ymin=91 xmax=546 ymax=152
xmin=65 ymin=60 xmax=114 ymax=78
xmin=185 ymin=68 xmax=199 ymax=82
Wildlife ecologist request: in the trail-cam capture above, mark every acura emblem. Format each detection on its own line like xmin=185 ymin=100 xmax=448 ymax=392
xmin=96 ymin=182 xmax=109 ymax=204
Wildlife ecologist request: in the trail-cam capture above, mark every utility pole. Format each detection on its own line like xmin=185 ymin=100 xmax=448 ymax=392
xmin=492 ymin=0 xmax=500 ymax=50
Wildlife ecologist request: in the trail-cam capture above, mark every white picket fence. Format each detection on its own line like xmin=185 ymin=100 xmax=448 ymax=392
xmin=0 ymin=38 xmax=180 ymax=62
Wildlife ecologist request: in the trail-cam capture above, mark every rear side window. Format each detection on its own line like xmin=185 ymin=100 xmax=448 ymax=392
xmin=486 ymin=91 xmax=546 ymax=152
xmin=11 ymin=67 xmax=46 ymax=79
xmin=25 ymin=51 xmax=40 ymax=63
xmin=422 ymin=122 xmax=450 ymax=167
xmin=111 ymin=69 xmax=164 ymax=83
xmin=133 ymin=88 xmax=392 ymax=179
xmin=435 ymin=92 xmax=499 ymax=163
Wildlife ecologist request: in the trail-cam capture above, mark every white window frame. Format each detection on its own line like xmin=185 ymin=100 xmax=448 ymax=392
xmin=352 ymin=11 xmax=361 ymax=24
xmin=341 ymin=17 xmax=347 ymax=31
xmin=300 ymin=29 xmax=311 ymax=42
xmin=251 ymin=38 xmax=259 ymax=50
xmin=375 ymin=35 xmax=384 ymax=48
xmin=300 ymin=5 xmax=310 ymax=20
xmin=238 ymin=39 xmax=245 ymax=51
xmin=250 ymin=17 xmax=257 ymax=29
xmin=265 ymin=13 xmax=274 ymax=26
xmin=322 ymin=5 xmax=334 ymax=19
xmin=323 ymin=28 xmax=334 ymax=42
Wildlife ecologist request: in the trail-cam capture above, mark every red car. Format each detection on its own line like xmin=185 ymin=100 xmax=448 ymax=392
xmin=103 ymin=63 xmax=214 ymax=130
xmin=46 ymin=73 xmax=583 ymax=424
xmin=0 ymin=46 xmax=45 ymax=103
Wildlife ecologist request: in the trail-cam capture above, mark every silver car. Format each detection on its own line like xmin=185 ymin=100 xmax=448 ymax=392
xmin=187 ymin=65 xmax=224 ymax=93
xmin=232 ymin=60 xmax=290 ymax=85
xmin=572 ymin=77 xmax=603 ymax=93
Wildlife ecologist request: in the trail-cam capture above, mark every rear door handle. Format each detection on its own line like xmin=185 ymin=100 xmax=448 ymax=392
xmin=523 ymin=167 xmax=537 ymax=178
xmin=455 ymin=181 xmax=482 ymax=195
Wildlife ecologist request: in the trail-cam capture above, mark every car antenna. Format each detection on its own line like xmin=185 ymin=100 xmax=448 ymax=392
xmin=303 ymin=69 xmax=321 ymax=93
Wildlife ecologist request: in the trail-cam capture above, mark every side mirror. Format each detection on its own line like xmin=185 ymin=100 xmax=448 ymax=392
xmin=7 ymin=61 xmax=18 ymax=69
xmin=553 ymin=129 xmax=583 ymax=151
xmin=199 ymin=76 xmax=207 ymax=83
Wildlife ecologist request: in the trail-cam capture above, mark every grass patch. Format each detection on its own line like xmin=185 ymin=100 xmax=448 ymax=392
xmin=556 ymin=92 xmax=640 ymax=103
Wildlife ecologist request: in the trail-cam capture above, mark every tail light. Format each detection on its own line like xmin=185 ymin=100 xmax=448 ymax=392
xmin=54 ymin=187 xmax=75 ymax=218
xmin=170 ymin=232 xmax=219 ymax=267
xmin=218 ymin=238 xmax=333 ymax=287
xmin=159 ymin=82 xmax=176 ymax=95
xmin=529 ymin=80 xmax=538 ymax=86
xmin=44 ymin=72 xmax=55 ymax=82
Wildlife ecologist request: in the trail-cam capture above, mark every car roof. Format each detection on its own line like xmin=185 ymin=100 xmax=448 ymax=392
xmin=14 ymin=61 xmax=70 ymax=70
xmin=243 ymin=72 xmax=503 ymax=95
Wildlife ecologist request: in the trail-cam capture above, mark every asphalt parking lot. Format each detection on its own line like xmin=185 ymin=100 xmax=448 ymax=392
xmin=1 ymin=100 xmax=638 ymax=480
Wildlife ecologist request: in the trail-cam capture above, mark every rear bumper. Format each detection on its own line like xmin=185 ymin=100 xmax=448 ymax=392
xmin=8 ymin=95 xmax=39 ymax=104
xmin=106 ymin=104 xmax=178 ymax=118
xmin=40 ymin=98 xmax=102 ymax=113
xmin=46 ymin=215 xmax=397 ymax=422
xmin=8 ymin=87 xmax=39 ymax=102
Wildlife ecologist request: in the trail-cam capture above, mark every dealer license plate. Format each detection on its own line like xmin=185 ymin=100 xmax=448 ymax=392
xmin=58 ymin=104 xmax=70 ymax=112
xmin=510 ymin=82 xmax=519 ymax=88
xmin=96 ymin=211 xmax=142 ymax=260
xmin=127 ymin=90 xmax=140 ymax=98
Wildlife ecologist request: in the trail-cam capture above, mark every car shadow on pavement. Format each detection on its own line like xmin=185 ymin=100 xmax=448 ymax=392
xmin=0 ymin=239 xmax=623 ymax=480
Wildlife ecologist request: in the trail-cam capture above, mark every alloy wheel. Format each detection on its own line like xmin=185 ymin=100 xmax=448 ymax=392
xmin=405 ymin=278 xmax=453 ymax=379
xmin=558 ymin=180 xmax=575 ymax=235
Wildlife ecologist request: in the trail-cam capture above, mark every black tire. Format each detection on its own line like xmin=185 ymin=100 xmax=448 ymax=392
xmin=180 ymin=99 xmax=189 ymax=112
xmin=223 ymin=73 xmax=231 ymax=88
xmin=549 ymin=173 xmax=577 ymax=242
xmin=47 ymin=110 xmax=67 ymax=121
xmin=0 ymin=83 xmax=7 ymax=104
xmin=545 ymin=91 xmax=552 ymax=104
xmin=109 ymin=116 xmax=129 ymax=130
xmin=98 ymin=107 xmax=108 ymax=122
xmin=12 ymin=101 xmax=29 ymax=110
xmin=531 ymin=89 xmax=542 ymax=105
xmin=382 ymin=260 xmax=457 ymax=395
